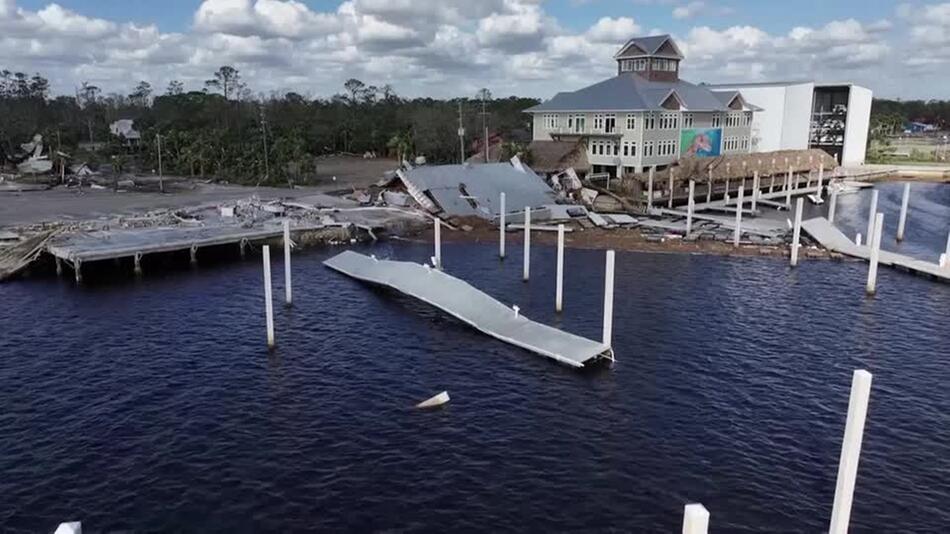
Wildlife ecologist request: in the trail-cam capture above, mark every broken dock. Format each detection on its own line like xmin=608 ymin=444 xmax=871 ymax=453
xmin=324 ymin=250 xmax=614 ymax=367
xmin=802 ymin=217 xmax=950 ymax=283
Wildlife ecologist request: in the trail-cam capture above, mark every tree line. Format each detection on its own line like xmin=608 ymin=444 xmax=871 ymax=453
xmin=0 ymin=67 xmax=539 ymax=185
xmin=871 ymin=98 xmax=950 ymax=137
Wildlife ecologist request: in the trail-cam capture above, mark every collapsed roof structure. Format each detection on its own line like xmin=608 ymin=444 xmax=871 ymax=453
xmin=394 ymin=158 xmax=558 ymax=219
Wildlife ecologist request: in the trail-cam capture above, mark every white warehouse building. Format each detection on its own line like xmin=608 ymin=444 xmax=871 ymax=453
xmin=704 ymin=81 xmax=873 ymax=166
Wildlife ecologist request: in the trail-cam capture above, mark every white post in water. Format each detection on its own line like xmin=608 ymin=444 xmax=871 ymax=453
xmin=556 ymin=224 xmax=565 ymax=312
xmin=647 ymin=166 xmax=655 ymax=212
xmin=829 ymin=186 xmax=839 ymax=224
xmin=897 ymin=183 xmax=910 ymax=242
xmin=499 ymin=192 xmax=506 ymax=259
xmin=791 ymin=197 xmax=804 ymax=267
xmin=682 ymin=504 xmax=710 ymax=534
xmin=865 ymin=189 xmax=879 ymax=246
xmin=262 ymin=245 xmax=275 ymax=349
xmin=283 ymin=219 xmax=292 ymax=305
xmin=945 ymin=230 xmax=950 ymax=267
xmin=855 ymin=233 xmax=862 ymax=247
xmin=434 ymin=217 xmax=442 ymax=270
xmin=686 ymin=180 xmax=695 ymax=236
xmin=602 ymin=250 xmax=615 ymax=347
xmin=866 ymin=213 xmax=884 ymax=295
xmin=817 ymin=164 xmax=825 ymax=200
xmin=523 ymin=206 xmax=531 ymax=281
xmin=733 ymin=181 xmax=744 ymax=247
xmin=829 ymin=369 xmax=873 ymax=534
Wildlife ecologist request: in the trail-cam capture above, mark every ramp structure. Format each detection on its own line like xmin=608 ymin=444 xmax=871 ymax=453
xmin=324 ymin=251 xmax=613 ymax=368
xmin=802 ymin=217 xmax=949 ymax=283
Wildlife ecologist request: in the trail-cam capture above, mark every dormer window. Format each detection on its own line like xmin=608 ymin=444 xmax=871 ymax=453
xmin=619 ymin=59 xmax=648 ymax=72
xmin=614 ymin=35 xmax=685 ymax=81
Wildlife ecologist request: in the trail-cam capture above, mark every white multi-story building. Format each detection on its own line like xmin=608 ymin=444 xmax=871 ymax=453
xmin=704 ymin=81 xmax=872 ymax=165
xmin=526 ymin=35 xmax=757 ymax=177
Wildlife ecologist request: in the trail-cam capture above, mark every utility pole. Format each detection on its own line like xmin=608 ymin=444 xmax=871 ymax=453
xmin=156 ymin=133 xmax=165 ymax=194
xmin=457 ymin=101 xmax=465 ymax=164
xmin=481 ymin=97 xmax=490 ymax=163
xmin=260 ymin=107 xmax=270 ymax=185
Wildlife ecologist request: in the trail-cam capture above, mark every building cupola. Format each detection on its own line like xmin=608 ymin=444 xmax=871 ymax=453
xmin=614 ymin=34 xmax=685 ymax=82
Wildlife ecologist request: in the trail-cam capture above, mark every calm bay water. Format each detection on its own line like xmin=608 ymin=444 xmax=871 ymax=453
xmin=1 ymin=183 xmax=948 ymax=533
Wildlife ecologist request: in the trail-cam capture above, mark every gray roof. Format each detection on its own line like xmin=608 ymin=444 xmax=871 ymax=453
xmin=615 ymin=35 xmax=682 ymax=58
xmin=525 ymin=73 xmax=746 ymax=113
xmin=399 ymin=162 xmax=558 ymax=219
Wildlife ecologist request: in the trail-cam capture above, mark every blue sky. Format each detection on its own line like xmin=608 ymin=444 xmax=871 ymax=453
xmin=2 ymin=1 xmax=947 ymax=99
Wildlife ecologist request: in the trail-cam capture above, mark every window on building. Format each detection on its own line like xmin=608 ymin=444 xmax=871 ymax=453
xmin=622 ymin=140 xmax=637 ymax=157
xmin=604 ymin=114 xmax=616 ymax=133
xmin=712 ymin=114 xmax=721 ymax=128
xmin=593 ymin=114 xmax=604 ymax=132
xmin=571 ymin=115 xmax=586 ymax=133
xmin=683 ymin=113 xmax=693 ymax=128
xmin=543 ymin=114 xmax=558 ymax=130
xmin=625 ymin=114 xmax=636 ymax=130
xmin=744 ymin=112 xmax=752 ymax=126
xmin=644 ymin=113 xmax=655 ymax=130
xmin=643 ymin=141 xmax=654 ymax=157
xmin=659 ymin=112 xmax=679 ymax=130
xmin=634 ymin=59 xmax=647 ymax=71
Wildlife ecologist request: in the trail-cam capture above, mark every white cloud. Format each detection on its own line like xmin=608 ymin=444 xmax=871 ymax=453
xmin=0 ymin=0 xmax=929 ymax=99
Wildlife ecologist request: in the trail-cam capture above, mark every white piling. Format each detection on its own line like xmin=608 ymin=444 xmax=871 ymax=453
xmin=865 ymin=189 xmax=879 ymax=246
xmin=829 ymin=370 xmax=873 ymax=534
xmin=523 ymin=206 xmax=531 ymax=281
xmin=434 ymin=217 xmax=442 ymax=270
xmin=724 ymin=178 xmax=730 ymax=201
xmin=855 ymin=233 xmax=862 ymax=247
xmin=668 ymin=170 xmax=675 ymax=209
xmin=791 ymin=197 xmax=804 ymax=267
xmin=602 ymin=250 xmax=615 ymax=348
xmin=818 ymin=164 xmax=825 ymax=200
xmin=733 ymin=182 xmax=744 ymax=247
xmin=283 ymin=219 xmax=292 ymax=305
xmin=647 ymin=166 xmax=655 ymax=212
xmin=751 ymin=171 xmax=759 ymax=213
xmin=945 ymin=230 xmax=950 ymax=266
xmin=686 ymin=180 xmax=695 ymax=236
xmin=682 ymin=503 xmax=710 ymax=534
xmin=262 ymin=245 xmax=275 ymax=348
xmin=896 ymin=183 xmax=910 ymax=242
xmin=556 ymin=224 xmax=565 ymax=312
xmin=866 ymin=213 xmax=884 ymax=295
xmin=769 ymin=174 xmax=775 ymax=193
xmin=499 ymin=192 xmax=506 ymax=259
xmin=829 ymin=186 xmax=839 ymax=224
xmin=785 ymin=168 xmax=792 ymax=207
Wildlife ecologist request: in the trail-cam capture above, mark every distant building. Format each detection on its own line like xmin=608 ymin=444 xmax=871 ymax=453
xmin=526 ymin=35 xmax=757 ymax=177
xmin=705 ymin=82 xmax=872 ymax=166
xmin=109 ymin=119 xmax=142 ymax=147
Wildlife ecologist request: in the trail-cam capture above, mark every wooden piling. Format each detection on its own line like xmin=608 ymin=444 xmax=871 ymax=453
xmin=523 ymin=206 xmax=530 ymax=282
xmin=668 ymin=170 xmax=674 ymax=209
xmin=791 ymin=197 xmax=804 ymax=267
xmin=434 ymin=217 xmax=442 ymax=270
xmin=683 ymin=504 xmax=710 ymax=534
xmin=283 ymin=219 xmax=293 ymax=305
xmin=687 ymin=180 xmax=695 ymax=236
xmin=499 ymin=192 xmax=506 ymax=259
xmin=751 ymin=171 xmax=759 ymax=213
xmin=602 ymin=250 xmax=615 ymax=348
xmin=706 ymin=166 xmax=713 ymax=204
xmin=829 ymin=370 xmax=873 ymax=534
xmin=896 ymin=183 xmax=910 ymax=242
xmin=556 ymin=224 xmax=564 ymax=312
xmin=866 ymin=189 xmax=879 ymax=247
xmin=733 ymin=182 xmax=744 ymax=247
xmin=647 ymin=166 xmax=655 ymax=212
xmin=867 ymin=213 xmax=884 ymax=295
xmin=829 ymin=187 xmax=839 ymax=224
xmin=262 ymin=245 xmax=275 ymax=348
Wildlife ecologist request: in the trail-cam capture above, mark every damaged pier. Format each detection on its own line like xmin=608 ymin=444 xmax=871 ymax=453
xmin=324 ymin=250 xmax=614 ymax=367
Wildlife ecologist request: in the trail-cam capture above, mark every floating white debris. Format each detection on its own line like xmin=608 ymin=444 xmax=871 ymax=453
xmin=54 ymin=522 xmax=82 ymax=534
xmin=416 ymin=391 xmax=450 ymax=409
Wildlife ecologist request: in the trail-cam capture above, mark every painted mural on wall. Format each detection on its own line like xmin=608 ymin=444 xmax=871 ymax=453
xmin=680 ymin=128 xmax=722 ymax=157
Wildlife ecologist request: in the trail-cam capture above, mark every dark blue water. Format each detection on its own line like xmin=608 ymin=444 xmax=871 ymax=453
xmin=2 ymin=184 xmax=948 ymax=533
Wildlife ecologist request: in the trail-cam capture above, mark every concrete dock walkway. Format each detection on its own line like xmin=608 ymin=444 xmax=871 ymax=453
xmin=324 ymin=250 xmax=614 ymax=367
